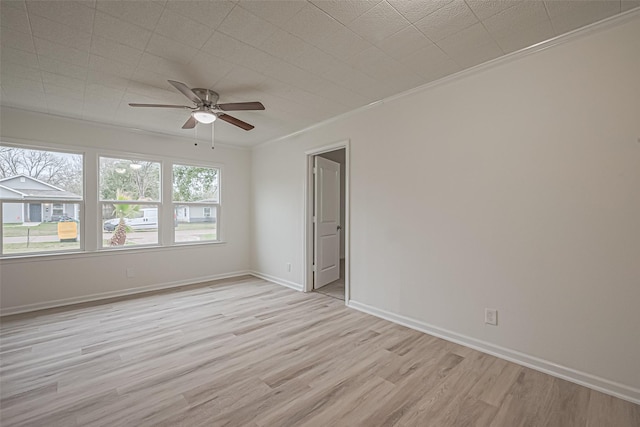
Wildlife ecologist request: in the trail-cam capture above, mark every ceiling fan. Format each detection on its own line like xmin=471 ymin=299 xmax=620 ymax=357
xmin=129 ymin=80 xmax=264 ymax=131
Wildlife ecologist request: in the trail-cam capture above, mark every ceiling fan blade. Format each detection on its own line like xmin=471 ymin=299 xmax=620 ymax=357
xmin=216 ymin=101 xmax=265 ymax=111
xmin=182 ymin=116 xmax=197 ymax=129
xmin=218 ymin=113 xmax=254 ymax=131
xmin=129 ymin=103 xmax=192 ymax=109
xmin=168 ymin=80 xmax=202 ymax=105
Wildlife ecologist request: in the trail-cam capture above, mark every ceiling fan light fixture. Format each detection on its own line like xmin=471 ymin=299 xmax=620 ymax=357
xmin=129 ymin=80 xmax=261 ymax=131
xmin=192 ymin=110 xmax=217 ymax=124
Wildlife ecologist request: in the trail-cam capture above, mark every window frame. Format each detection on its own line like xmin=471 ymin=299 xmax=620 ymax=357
xmin=98 ymin=154 xmax=163 ymax=251
xmin=171 ymin=163 xmax=221 ymax=246
xmin=0 ymin=143 xmax=85 ymax=257
xmin=0 ymin=139 xmax=225 ymax=259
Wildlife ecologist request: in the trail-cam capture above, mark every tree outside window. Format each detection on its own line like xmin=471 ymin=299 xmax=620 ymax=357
xmin=172 ymin=165 xmax=219 ymax=243
xmin=99 ymin=157 xmax=160 ymax=248
xmin=0 ymin=147 xmax=83 ymax=255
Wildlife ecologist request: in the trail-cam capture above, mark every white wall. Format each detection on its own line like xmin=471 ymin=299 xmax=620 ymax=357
xmin=318 ymin=149 xmax=346 ymax=259
xmin=0 ymin=108 xmax=251 ymax=312
xmin=251 ymin=16 xmax=640 ymax=399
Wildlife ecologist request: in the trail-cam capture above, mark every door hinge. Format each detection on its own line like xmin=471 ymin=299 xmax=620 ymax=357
xmin=313 ymin=167 xmax=317 ymax=174
xmin=312 ymin=216 xmax=316 ymax=223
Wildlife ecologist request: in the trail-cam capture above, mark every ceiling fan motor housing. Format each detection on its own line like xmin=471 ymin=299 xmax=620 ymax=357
xmin=192 ymin=89 xmax=219 ymax=107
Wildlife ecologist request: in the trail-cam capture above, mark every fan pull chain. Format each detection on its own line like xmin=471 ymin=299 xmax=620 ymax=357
xmin=194 ymin=123 xmax=198 ymax=146
xmin=211 ymin=122 xmax=215 ymax=150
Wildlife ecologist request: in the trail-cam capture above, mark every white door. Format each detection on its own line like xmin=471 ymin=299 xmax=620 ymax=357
xmin=314 ymin=156 xmax=340 ymax=289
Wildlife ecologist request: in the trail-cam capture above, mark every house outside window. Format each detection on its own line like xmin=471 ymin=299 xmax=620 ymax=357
xmin=172 ymin=164 xmax=219 ymax=243
xmin=1 ymin=147 xmax=83 ymax=255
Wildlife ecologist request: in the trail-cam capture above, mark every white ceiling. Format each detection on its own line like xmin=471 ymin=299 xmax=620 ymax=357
xmin=1 ymin=0 xmax=638 ymax=147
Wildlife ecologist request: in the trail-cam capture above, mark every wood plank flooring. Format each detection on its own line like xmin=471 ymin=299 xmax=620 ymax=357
xmin=1 ymin=276 xmax=638 ymax=426
xmin=314 ymin=259 xmax=345 ymax=300
xmin=314 ymin=279 xmax=345 ymax=301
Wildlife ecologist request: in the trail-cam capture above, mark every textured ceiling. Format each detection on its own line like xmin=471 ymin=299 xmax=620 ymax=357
xmin=1 ymin=0 xmax=638 ymax=147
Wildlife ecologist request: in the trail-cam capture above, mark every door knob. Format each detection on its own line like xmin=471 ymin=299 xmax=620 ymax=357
xmin=337 ymin=225 xmax=342 ymax=231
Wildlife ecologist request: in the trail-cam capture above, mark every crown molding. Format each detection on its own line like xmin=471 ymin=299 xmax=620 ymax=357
xmin=0 ymin=106 xmax=251 ymax=151
xmin=253 ymin=7 xmax=640 ymax=151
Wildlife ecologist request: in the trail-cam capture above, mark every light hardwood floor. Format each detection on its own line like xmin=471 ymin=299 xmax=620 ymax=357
xmin=314 ymin=259 xmax=345 ymax=300
xmin=1 ymin=276 xmax=638 ymax=426
xmin=314 ymin=279 xmax=345 ymax=300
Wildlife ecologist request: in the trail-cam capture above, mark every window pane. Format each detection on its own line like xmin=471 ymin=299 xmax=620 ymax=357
xmin=1 ymin=147 xmax=83 ymax=256
xmin=102 ymin=203 xmax=159 ymax=247
xmin=172 ymin=165 xmax=218 ymax=203
xmin=99 ymin=157 xmax=160 ymax=202
xmin=0 ymin=147 xmax=83 ymax=199
xmin=2 ymin=203 xmax=81 ymax=254
xmin=174 ymin=205 xmax=217 ymax=243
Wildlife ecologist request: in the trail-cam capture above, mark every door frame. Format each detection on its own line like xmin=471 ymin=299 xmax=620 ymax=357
xmin=304 ymin=140 xmax=350 ymax=304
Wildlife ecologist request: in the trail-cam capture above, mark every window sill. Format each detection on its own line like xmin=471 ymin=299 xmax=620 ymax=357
xmin=0 ymin=241 xmax=227 ymax=264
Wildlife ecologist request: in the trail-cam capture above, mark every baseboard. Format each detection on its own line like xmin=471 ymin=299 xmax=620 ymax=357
xmin=348 ymin=300 xmax=640 ymax=405
xmin=249 ymin=271 xmax=304 ymax=292
xmin=0 ymin=271 xmax=252 ymax=317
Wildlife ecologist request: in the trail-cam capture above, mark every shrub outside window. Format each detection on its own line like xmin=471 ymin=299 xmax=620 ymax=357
xmin=99 ymin=157 xmax=160 ymax=248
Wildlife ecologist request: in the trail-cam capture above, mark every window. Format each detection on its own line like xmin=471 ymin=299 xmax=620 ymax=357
xmin=1 ymin=146 xmax=83 ymax=255
xmin=172 ymin=164 xmax=219 ymax=243
xmin=52 ymin=203 xmax=64 ymax=217
xmin=2 ymin=144 xmax=223 ymax=257
xmin=99 ymin=157 xmax=160 ymax=248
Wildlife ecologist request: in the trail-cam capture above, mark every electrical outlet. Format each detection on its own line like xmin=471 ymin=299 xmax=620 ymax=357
xmin=286 ymin=263 xmax=292 ymax=272
xmin=126 ymin=267 xmax=135 ymax=278
xmin=485 ymin=308 xmax=498 ymax=326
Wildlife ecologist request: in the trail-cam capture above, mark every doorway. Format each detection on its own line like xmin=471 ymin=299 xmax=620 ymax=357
xmin=305 ymin=142 xmax=349 ymax=303
xmin=28 ymin=203 xmax=42 ymax=222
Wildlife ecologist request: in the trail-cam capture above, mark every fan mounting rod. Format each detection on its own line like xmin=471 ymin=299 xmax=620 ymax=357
xmin=192 ymin=89 xmax=219 ymax=106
